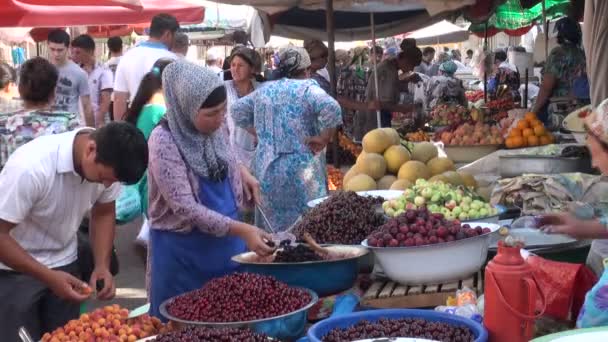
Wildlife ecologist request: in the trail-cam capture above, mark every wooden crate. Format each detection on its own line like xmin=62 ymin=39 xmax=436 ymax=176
xmin=361 ymin=272 xmax=483 ymax=309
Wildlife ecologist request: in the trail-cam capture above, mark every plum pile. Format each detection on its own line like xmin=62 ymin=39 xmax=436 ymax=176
xmin=152 ymin=326 xmax=268 ymax=342
xmin=293 ymin=191 xmax=384 ymax=244
xmin=322 ymin=317 xmax=474 ymax=342
xmin=367 ymin=207 xmax=491 ymax=247
xmin=274 ymin=241 xmax=322 ymax=263
xmin=166 ymin=273 xmax=311 ymax=322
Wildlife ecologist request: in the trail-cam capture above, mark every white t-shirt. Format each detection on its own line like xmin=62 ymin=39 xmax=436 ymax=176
xmin=87 ymin=63 xmax=114 ymax=124
xmin=0 ymin=128 xmax=122 ymax=270
xmin=113 ymin=42 xmax=175 ymax=101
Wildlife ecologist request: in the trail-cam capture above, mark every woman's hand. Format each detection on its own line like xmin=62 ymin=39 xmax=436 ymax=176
xmin=239 ymin=165 xmax=261 ymax=205
xmin=538 ymin=213 xmax=608 ymax=240
xmin=230 ymin=223 xmax=275 ymax=256
xmin=305 ymin=136 xmax=330 ymax=154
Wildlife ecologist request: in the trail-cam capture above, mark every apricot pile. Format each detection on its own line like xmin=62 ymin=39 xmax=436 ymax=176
xmin=505 ymin=112 xmax=554 ymax=149
xmin=41 ymin=305 xmax=165 ymax=342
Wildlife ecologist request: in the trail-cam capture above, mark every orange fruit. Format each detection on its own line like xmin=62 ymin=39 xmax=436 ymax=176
xmin=512 ymin=136 xmax=525 ymax=148
xmin=509 ymin=128 xmax=522 ymax=137
xmin=517 ymin=120 xmax=530 ymax=130
xmin=533 ymin=125 xmax=546 ymax=136
xmin=539 ymin=135 xmax=551 ymax=145
xmin=522 ymin=128 xmax=534 ymax=138
xmin=525 ymin=112 xmax=537 ymax=122
xmin=505 ymin=137 xmax=514 ymax=149
xmin=527 ymin=135 xmax=540 ymax=146
xmin=531 ymin=119 xmax=543 ymax=128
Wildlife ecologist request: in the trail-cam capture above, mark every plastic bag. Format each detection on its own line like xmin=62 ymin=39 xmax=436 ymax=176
xmin=115 ymin=184 xmax=142 ymax=224
xmin=527 ymin=254 xmax=598 ymax=321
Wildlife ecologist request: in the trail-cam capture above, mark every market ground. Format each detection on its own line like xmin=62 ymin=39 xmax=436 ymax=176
xmin=88 ymin=217 xmax=148 ymax=311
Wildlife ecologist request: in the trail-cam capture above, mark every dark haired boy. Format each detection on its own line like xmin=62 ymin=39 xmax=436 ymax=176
xmin=72 ymin=34 xmax=113 ymax=127
xmin=0 ymin=122 xmax=148 ymax=341
xmin=47 ymin=29 xmax=94 ymax=127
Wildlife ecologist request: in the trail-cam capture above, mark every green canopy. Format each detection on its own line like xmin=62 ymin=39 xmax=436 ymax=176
xmin=469 ymin=0 xmax=570 ymax=34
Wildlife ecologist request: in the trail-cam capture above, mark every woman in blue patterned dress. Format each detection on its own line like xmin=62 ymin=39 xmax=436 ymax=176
xmin=231 ymin=47 xmax=342 ymax=232
xmin=539 ymin=98 xmax=608 ymax=328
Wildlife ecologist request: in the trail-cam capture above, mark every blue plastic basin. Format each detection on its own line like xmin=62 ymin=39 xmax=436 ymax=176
xmin=232 ymin=245 xmax=368 ymax=297
xmin=307 ymin=309 xmax=488 ymax=342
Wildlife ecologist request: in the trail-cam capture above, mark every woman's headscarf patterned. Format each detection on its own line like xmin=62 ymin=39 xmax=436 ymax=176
xmin=162 ymin=60 xmax=229 ymax=181
xmin=278 ymin=47 xmax=311 ymax=78
xmin=586 ymin=98 xmax=608 ymax=144
xmin=439 ymin=60 xmax=458 ymax=76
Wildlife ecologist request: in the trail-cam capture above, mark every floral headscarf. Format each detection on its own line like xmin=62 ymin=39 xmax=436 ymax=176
xmin=586 ymin=98 xmax=608 ymax=144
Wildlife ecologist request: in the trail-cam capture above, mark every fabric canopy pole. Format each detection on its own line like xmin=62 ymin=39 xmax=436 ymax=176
xmin=370 ymin=12 xmax=381 ymax=128
xmin=326 ymin=0 xmax=339 ymax=167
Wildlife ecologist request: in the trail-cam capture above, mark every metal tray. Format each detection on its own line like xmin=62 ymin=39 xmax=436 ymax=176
xmin=499 ymin=155 xmax=593 ymax=178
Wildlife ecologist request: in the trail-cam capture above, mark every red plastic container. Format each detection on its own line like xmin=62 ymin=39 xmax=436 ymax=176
xmin=484 ymin=241 xmax=545 ymax=342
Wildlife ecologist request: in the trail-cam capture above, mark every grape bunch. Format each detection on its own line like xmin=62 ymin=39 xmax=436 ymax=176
xmin=274 ymin=241 xmax=322 ymax=263
xmin=322 ymin=317 xmax=475 ymax=342
xmin=152 ymin=326 xmax=269 ymax=342
xmin=293 ymin=191 xmax=384 ymax=244
xmin=166 ymin=273 xmax=311 ymax=322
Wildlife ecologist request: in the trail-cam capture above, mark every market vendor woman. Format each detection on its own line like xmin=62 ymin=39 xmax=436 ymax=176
xmin=540 ymin=97 xmax=608 ymax=328
xmin=146 ymin=61 xmax=274 ymax=319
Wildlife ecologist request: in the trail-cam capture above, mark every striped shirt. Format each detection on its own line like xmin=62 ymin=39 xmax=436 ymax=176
xmin=0 ymin=128 xmax=121 ymax=270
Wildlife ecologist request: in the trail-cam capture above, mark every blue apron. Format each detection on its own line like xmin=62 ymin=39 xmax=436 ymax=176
xmin=149 ymin=175 xmax=246 ymax=320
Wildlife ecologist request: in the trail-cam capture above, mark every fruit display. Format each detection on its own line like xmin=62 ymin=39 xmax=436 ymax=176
xmin=166 ymin=273 xmax=312 ymax=323
xmin=578 ymin=108 xmax=591 ymax=118
xmin=505 ymin=112 xmax=554 ymax=149
xmin=383 ymin=179 xmax=498 ymax=220
xmin=338 ymin=132 xmax=363 ymax=158
xmin=274 ymin=241 xmax=323 ymax=263
xmin=366 ymin=207 xmax=493 ymax=248
xmin=322 ymin=317 xmax=475 ymax=342
xmin=435 ymin=122 xmax=504 ymax=146
xmin=429 ymin=104 xmax=470 ymax=126
xmin=405 ymin=130 xmax=432 ymax=142
xmin=465 ymin=90 xmax=484 ymax=103
xmin=327 ymin=165 xmax=344 ymax=190
xmin=293 ymin=191 xmax=384 ymax=244
xmin=486 ymin=97 xmax=515 ymax=112
xmin=151 ymin=326 xmax=269 ymax=342
xmin=41 ymin=305 xmax=165 ymax=342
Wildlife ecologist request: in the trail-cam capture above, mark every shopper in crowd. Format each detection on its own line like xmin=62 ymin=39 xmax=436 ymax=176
xmin=71 ymin=34 xmax=114 ymax=127
xmin=113 ymin=13 xmax=178 ymax=120
xmin=0 ymin=61 xmax=21 ymax=113
xmin=231 ymin=47 xmax=342 ymax=232
xmin=171 ymin=32 xmax=189 ymax=58
xmin=465 ymin=49 xmax=474 ymax=66
xmin=125 ymin=58 xmax=174 ymax=219
xmin=47 ymin=29 xmax=94 ymax=126
xmin=146 ymin=61 xmax=273 ymax=319
xmin=425 ymin=60 xmax=467 ymax=109
xmin=539 ymin=98 xmax=608 ymax=328
xmin=339 ymin=46 xmax=422 ymax=139
xmin=224 ymin=47 xmax=261 ymax=168
xmin=487 ymin=49 xmax=521 ymax=102
xmin=531 ymin=17 xmax=589 ymax=123
xmin=428 ymin=51 xmax=451 ymax=77
xmin=304 ymin=39 xmax=331 ymax=93
xmin=414 ymin=47 xmax=435 ymax=76
xmin=0 ymin=57 xmax=148 ymax=342
xmin=205 ymin=48 xmax=223 ymax=76
xmin=105 ymin=36 xmax=123 ymax=76
xmin=370 ymin=45 xmax=384 ymax=65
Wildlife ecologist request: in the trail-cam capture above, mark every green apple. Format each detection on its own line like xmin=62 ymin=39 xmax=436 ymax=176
xmin=468 ymin=209 xmax=479 ymax=218
xmin=394 ymin=209 xmax=405 ymax=217
xmin=421 ymin=187 xmax=433 ymax=199
xmin=445 ymin=212 xmax=455 ymax=221
xmin=462 ymin=196 xmax=472 ymax=204
xmin=386 ymin=208 xmax=396 ymax=217
xmin=414 ymin=196 xmax=426 ymax=207
xmin=452 ymin=206 xmax=463 ymax=216
xmin=458 ymin=212 xmax=469 ymax=221
xmin=479 ymin=208 xmax=489 ymax=217
xmin=441 ymin=207 xmax=451 ymax=216
xmin=431 ymin=193 xmax=441 ymax=203
xmin=470 ymin=202 xmax=482 ymax=210
xmin=416 ymin=179 xmax=427 ymax=187
xmin=460 ymin=203 xmax=470 ymax=212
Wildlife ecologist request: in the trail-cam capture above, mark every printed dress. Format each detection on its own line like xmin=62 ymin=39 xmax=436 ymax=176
xmin=231 ymin=78 xmax=342 ymax=232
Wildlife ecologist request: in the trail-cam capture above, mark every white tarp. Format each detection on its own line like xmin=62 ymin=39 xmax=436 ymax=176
xmin=405 ymin=20 xmax=469 ymax=45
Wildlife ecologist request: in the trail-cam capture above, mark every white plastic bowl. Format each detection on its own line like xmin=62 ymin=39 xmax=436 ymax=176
xmin=362 ymin=222 xmax=500 ymax=285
